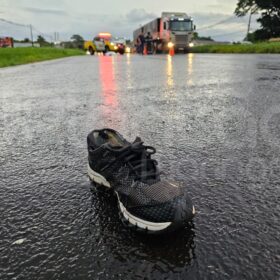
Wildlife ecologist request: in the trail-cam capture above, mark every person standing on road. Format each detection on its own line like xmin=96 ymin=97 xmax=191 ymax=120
xmin=145 ymin=32 xmax=153 ymax=54
xmin=137 ymin=32 xmax=145 ymax=55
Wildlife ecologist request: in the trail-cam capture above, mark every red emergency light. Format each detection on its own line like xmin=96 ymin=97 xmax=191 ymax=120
xmin=98 ymin=32 xmax=112 ymax=39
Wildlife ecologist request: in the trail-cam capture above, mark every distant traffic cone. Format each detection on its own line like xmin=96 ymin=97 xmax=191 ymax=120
xmin=143 ymin=45 xmax=147 ymax=55
xmin=169 ymin=46 xmax=175 ymax=56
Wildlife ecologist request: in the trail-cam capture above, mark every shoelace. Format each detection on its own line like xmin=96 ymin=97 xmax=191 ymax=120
xmin=101 ymin=140 xmax=159 ymax=182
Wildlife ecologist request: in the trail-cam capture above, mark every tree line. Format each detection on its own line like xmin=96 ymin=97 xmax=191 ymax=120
xmin=15 ymin=34 xmax=85 ymax=48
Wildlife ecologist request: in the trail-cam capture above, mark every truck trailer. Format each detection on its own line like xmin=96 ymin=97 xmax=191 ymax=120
xmin=133 ymin=12 xmax=195 ymax=53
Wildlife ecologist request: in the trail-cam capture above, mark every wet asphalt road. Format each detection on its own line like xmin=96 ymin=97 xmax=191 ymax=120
xmin=1 ymin=54 xmax=280 ymax=280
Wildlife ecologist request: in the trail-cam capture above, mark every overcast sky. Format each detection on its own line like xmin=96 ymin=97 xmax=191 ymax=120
xmin=1 ymin=0 xmax=259 ymax=42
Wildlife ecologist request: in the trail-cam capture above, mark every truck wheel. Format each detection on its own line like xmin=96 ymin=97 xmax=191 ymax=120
xmin=119 ymin=49 xmax=125 ymax=55
xmin=89 ymin=47 xmax=95 ymax=55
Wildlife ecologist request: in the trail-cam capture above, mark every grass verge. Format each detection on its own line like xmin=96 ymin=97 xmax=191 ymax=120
xmin=191 ymin=42 xmax=280 ymax=54
xmin=0 ymin=47 xmax=85 ymax=68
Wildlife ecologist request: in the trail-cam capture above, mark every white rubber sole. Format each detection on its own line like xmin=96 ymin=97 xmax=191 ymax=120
xmin=87 ymin=164 xmax=111 ymax=188
xmin=88 ymin=165 xmax=172 ymax=232
xmin=115 ymin=193 xmax=172 ymax=232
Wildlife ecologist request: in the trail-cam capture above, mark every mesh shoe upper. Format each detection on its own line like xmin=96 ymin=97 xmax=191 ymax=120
xmin=87 ymin=129 xmax=191 ymax=224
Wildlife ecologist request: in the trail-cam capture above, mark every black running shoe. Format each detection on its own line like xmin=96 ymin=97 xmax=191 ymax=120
xmin=87 ymin=128 xmax=195 ymax=233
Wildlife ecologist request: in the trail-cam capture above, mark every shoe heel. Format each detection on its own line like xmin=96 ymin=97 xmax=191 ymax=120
xmin=87 ymin=164 xmax=111 ymax=188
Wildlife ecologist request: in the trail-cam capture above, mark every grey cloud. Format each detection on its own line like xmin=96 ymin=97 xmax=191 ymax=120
xmin=206 ymin=0 xmax=237 ymax=12
xmin=192 ymin=12 xmax=234 ymax=25
xmin=80 ymin=13 xmax=113 ymax=23
xmin=126 ymin=9 xmax=157 ymax=23
xmin=1 ymin=3 xmax=260 ymax=42
xmin=23 ymin=7 xmax=67 ymax=16
xmin=50 ymin=11 xmax=259 ymax=41
xmin=75 ymin=9 xmax=157 ymax=37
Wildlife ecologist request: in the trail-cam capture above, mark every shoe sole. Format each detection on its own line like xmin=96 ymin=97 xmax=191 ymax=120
xmin=87 ymin=164 xmax=111 ymax=188
xmin=87 ymin=165 xmax=173 ymax=233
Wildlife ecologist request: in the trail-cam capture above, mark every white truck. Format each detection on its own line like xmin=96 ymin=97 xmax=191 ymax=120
xmin=133 ymin=12 xmax=195 ymax=53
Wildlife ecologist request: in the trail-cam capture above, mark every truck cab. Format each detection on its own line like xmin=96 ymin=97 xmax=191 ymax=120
xmin=133 ymin=12 xmax=195 ymax=54
xmin=161 ymin=13 xmax=195 ymax=52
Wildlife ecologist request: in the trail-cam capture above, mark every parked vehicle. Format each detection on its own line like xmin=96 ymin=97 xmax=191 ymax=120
xmin=84 ymin=33 xmax=122 ymax=55
xmin=84 ymin=33 xmax=129 ymax=55
xmin=97 ymin=33 xmax=118 ymax=53
xmin=84 ymin=37 xmax=106 ymax=55
xmin=133 ymin=12 xmax=195 ymax=53
xmin=111 ymin=38 xmax=126 ymax=55
xmin=0 ymin=37 xmax=14 ymax=48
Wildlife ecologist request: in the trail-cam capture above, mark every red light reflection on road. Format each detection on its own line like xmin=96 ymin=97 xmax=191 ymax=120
xmin=99 ymin=56 xmax=118 ymax=109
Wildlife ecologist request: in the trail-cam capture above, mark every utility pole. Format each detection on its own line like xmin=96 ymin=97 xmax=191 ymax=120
xmin=30 ymin=24 xmax=34 ymax=46
xmin=246 ymin=9 xmax=253 ymax=40
xmin=54 ymin=32 xmax=59 ymax=43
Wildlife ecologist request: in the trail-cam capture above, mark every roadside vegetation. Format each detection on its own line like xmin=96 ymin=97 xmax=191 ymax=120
xmin=235 ymin=0 xmax=280 ymax=42
xmin=191 ymin=42 xmax=280 ymax=54
xmin=0 ymin=47 xmax=85 ymax=68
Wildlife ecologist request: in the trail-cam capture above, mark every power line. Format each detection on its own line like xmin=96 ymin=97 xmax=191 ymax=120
xmin=0 ymin=18 xmax=28 ymax=27
xmin=0 ymin=17 xmax=53 ymax=41
xmin=32 ymin=26 xmax=53 ymax=40
xmin=197 ymin=16 xmax=238 ymax=31
xmin=0 ymin=18 xmax=34 ymax=44
xmin=211 ymin=29 xmax=248 ymax=38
